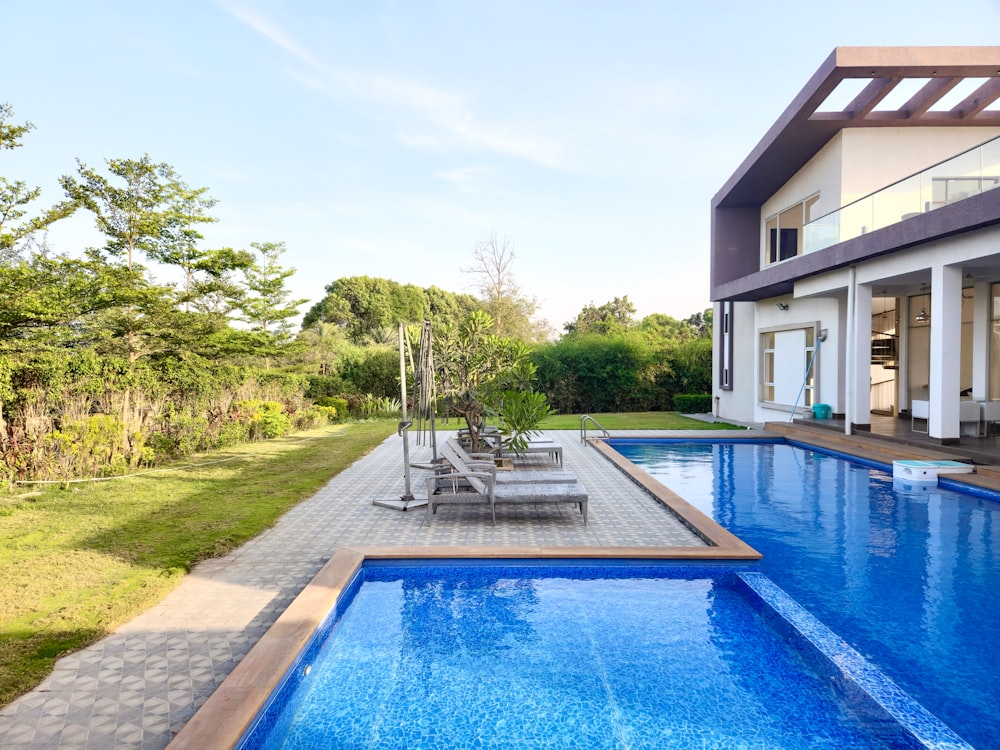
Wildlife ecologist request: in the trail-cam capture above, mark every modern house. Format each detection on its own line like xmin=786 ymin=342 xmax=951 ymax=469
xmin=711 ymin=47 xmax=1000 ymax=443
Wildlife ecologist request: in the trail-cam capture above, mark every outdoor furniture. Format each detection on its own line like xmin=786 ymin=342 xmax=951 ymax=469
xmin=440 ymin=440 xmax=577 ymax=485
xmin=980 ymin=401 xmax=1000 ymax=436
xmin=478 ymin=432 xmax=563 ymax=467
xmin=426 ymin=443 xmax=587 ymax=525
xmin=960 ymin=400 xmax=980 ymax=437
xmin=911 ymin=399 xmax=929 ymax=433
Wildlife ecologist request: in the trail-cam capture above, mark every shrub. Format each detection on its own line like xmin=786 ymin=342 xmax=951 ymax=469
xmin=674 ymin=394 xmax=713 ymax=413
xmin=294 ymin=405 xmax=339 ymax=430
xmin=356 ymin=394 xmax=401 ymax=419
xmin=315 ymin=396 xmax=348 ymax=420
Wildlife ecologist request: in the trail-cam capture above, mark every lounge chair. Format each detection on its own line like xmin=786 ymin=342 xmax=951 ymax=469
xmin=440 ymin=440 xmax=577 ymax=484
xmin=426 ymin=444 xmax=588 ymax=525
xmin=475 ymin=431 xmax=563 ymax=467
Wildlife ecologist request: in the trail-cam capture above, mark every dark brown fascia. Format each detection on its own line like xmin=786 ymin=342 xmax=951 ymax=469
xmin=711 ymin=188 xmax=1000 ymax=303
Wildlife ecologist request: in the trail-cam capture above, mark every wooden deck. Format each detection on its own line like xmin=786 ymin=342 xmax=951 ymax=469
xmin=766 ymin=419 xmax=1000 ymax=492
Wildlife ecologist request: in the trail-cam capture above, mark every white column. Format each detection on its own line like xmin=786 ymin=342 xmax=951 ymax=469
xmin=972 ymin=280 xmax=989 ymax=401
xmin=849 ymin=282 xmax=873 ymax=431
xmin=929 ymin=264 xmax=962 ymax=439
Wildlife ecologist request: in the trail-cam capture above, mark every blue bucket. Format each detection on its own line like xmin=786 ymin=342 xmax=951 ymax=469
xmin=812 ymin=403 xmax=832 ymax=419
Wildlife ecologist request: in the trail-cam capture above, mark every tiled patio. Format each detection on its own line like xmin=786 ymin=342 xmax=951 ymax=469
xmin=0 ymin=430 xmax=707 ymax=750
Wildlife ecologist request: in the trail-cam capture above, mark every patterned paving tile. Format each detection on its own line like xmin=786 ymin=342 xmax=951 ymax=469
xmin=0 ymin=430 xmax=705 ymax=749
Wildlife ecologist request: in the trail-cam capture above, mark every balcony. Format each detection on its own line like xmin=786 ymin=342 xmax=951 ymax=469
xmin=803 ymin=135 xmax=1000 ymax=254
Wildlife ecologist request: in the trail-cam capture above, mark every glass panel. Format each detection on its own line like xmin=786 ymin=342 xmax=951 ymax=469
xmin=873 ymin=173 xmax=921 ymax=228
xmin=779 ymin=205 xmax=803 ymax=260
xmin=991 ymin=322 xmax=1000 ymax=400
xmin=802 ymin=135 xmax=999 ymax=254
xmin=765 ymin=385 xmax=775 ymax=401
xmin=925 ymin=148 xmax=985 ymax=210
xmin=764 ymin=352 xmax=774 ymax=383
xmin=839 ymin=199 xmax=873 ymax=239
xmin=992 ymin=283 xmax=1000 ymax=320
xmin=908 ymin=320 xmax=930 ymax=403
xmin=764 ymin=331 xmax=775 ymax=348
xmin=805 ymin=328 xmax=814 ymax=347
xmin=803 ymin=194 xmax=821 ymax=223
xmin=766 ymin=216 xmax=778 ymax=265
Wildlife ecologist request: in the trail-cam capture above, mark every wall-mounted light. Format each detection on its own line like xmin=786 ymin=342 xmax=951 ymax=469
xmin=776 ymin=302 xmax=789 ymax=311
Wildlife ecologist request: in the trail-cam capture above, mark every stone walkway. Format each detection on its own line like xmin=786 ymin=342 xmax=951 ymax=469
xmin=0 ymin=430 xmax=704 ymax=749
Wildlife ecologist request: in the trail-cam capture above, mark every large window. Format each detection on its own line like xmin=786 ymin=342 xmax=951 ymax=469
xmin=760 ymin=325 xmax=818 ymax=411
xmin=764 ymin=194 xmax=820 ymax=266
xmin=991 ymin=285 xmax=1000 ymax=401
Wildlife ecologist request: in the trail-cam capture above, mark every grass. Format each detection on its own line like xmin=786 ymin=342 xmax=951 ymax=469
xmin=538 ymin=411 xmax=743 ymax=431
xmin=0 ymin=420 xmax=395 ymax=707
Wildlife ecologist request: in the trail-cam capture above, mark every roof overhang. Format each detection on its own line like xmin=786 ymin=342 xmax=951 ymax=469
xmin=712 ymin=47 xmax=1000 ymax=211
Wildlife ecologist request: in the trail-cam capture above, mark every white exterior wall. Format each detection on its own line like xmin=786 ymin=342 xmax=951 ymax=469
xmin=752 ymin=295 xmax=843 ymax=424
xmin=713 ymin=300 xmax=757 ymax=424
xmin=759 ymin=135 xmax=844 ymax=256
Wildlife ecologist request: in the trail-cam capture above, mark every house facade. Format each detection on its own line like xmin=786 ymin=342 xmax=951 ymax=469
xmin=711 ymin=47 xmax=1000 ymax=442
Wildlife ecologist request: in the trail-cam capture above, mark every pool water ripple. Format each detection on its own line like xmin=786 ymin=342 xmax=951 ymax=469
xmin=251 ymin=565 xmax=932 ymax=749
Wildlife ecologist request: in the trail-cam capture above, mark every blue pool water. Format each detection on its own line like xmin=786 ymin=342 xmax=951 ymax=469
xmin=241 ymin=563 xmax=947 ymax=749
xmin=612 ymin=439 xmax=1000 ymax=750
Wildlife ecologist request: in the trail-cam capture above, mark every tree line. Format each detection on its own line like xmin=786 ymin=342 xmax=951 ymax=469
xmin=1 ymin=102 xmax=711 ymax=482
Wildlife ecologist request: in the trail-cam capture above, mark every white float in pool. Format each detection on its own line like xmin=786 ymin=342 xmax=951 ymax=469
xmin=892 ymin=459 xmax=972 ymax=483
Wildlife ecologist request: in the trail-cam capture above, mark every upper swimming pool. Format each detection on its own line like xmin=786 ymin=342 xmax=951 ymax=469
xmin=610 ymin=438 xmax=1000 ymax=750
xmin=238 ymin=560 xmax=960 ymax=749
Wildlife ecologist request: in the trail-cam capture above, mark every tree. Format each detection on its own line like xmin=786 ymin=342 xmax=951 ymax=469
xmin=637 ymin=309 xmax=713 ymax=343
xmin=0 ymin=103 xmax=75 ymax=257
xmin=564 ymin=296 xmax=636 ymax=336
xmin=435 ymin=310 xmax=547 ymax=452
xmin=156 ymin=182 xmax=223 ymax=309
xmin=463 ymin=231 xmax=547 ymax=341
xmin=0 ymin=251 xmax=131 ymax=351
xmin=236 ymin=241 xmax=307 ymax=367
xmin=302 ymin=276 xmax=483 ymax=344
xmin=61 ymin=155 xmax=185 ymax=271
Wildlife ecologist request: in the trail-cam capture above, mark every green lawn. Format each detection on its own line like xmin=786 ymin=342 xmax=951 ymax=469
xmin=0 ymin=420 xmax=395 ymax=707
xmin=539 ymin=411 xmax=743 ymax=430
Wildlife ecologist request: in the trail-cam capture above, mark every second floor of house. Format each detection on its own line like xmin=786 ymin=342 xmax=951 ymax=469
xmin=711 ymin=47 xmax=1000 ymax=303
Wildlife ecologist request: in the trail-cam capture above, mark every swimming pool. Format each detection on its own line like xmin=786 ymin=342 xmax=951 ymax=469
xmin=237 ymin=560 xmax=963 ymax=749
xmin=611 ymin=439 xmax=1000 ymax=750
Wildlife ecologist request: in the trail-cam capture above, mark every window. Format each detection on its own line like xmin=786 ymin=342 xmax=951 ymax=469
xmin=759 ymin=324 xmax=819 ymax=410
xmin=761 ymin=332 xmax=776 ymax=402
xmin=991 ymin=285 xmax=1000 ymax=401
xmin=764 ymin=194 xmax=820 ymax=266
xmin=720 ymin=302 xmax=733 ymax=391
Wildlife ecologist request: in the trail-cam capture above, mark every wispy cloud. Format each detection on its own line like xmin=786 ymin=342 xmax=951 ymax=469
xmin=218 ymin=2 xmax=565 ymax=169
xmin=219 ymin=1 xmax=327 ymax=75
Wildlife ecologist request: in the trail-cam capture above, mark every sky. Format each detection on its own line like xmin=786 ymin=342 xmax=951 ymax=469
xmin=3 ymin=0 xmax=1000 ymax=333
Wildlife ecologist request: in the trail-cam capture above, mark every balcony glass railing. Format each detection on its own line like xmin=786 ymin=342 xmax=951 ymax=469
xmin=802 ymin=135 xmax=1000 ymax=255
